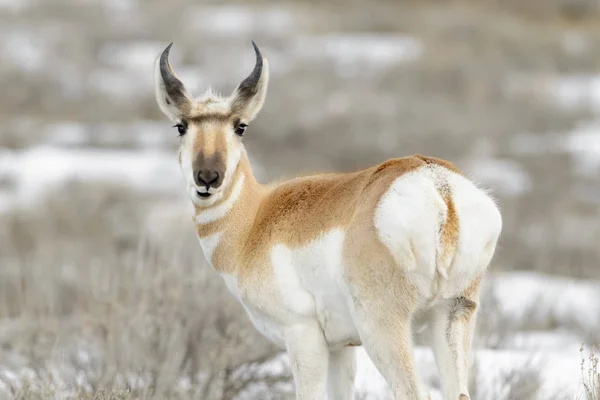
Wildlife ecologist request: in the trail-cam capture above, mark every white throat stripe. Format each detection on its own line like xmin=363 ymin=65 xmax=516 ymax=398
xmin=196 ymin=174 xmax=245 ymax=224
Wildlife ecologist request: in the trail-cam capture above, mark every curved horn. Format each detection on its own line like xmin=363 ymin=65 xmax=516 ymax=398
xmin=231 ymin=41 xmax=265 ymax=113
xmin=159 ymin=43 xmax=189 ymax=107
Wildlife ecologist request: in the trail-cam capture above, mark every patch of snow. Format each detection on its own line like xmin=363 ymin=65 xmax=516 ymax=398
xmin=563 ymin=120 xmax=600 ymax=175
xmin=186 ymin=5 xmax=299 ymax=38
xmin=89 ymin=69 xmax=151 ymax=99
xmin=98 ymin=41 xmax=164 ymax=71
xmin=249 ymin=346 xmax=580 ymax=399
xmin=489 ymin=272 xmax=600 ymax=335
xmin=0 ymin=30 xmax=45 ymax=72
xmin=463 ymin=158 xmax=531 ymax=197
xmin=473 ymin=347 xmax=580 ymax=400
xmin=550 ymin=75 xmax=600 ymax=112
xmin=0 ymin=325 xmax=587 ymax=399
xmin=293 ymin=34 xmax=422 ymax=77
xmin=45 ymin=122 xmax=88 ymax=145
xmin=506 ymin=73 xmax=600 ymax=113
xmin=0 ymin=146 xmax=182 ymax=212
xmin=45 ymin=121 xmax=173 ymax=149
xmin=89 ymin=66 xmax=198 ymax=99
xmin=505 ymin=330 xmax=583 ymax=351
xmin=509 ymin=121 xmax=600 ymax=179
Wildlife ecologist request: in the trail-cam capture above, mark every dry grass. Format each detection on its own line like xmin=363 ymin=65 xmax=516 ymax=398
xmin=0 ymin=183 xmax=593 ymax=399
xmin=579 ymin=344 xmax=600 ymax=400
xmin=0 ymin=183 xmax=290 ymax=399
xmin=469 ymin=359 xmax=544 ymax=400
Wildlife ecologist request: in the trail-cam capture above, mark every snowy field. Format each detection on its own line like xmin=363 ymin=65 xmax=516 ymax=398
xmin=0 ymin=144 xmax=598 ymax=399
xmin=1 ymin=1 xmax=600 ymax=399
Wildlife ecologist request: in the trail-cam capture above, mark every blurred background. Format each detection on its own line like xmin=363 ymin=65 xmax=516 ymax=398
xmin=1 ymin=0 xmax=600 ymax=399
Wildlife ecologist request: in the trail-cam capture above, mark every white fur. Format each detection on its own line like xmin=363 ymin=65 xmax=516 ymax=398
xmin=284 ymin=321 xmax=329 ymax=399
xmin=374 ymin=166 xmax=501 ymax=302
xmin=221 ymin=273 xmax=240 ymax=301
xmin=327 ymin=347 xmax=356 ymax=400
xmin=271 ymin=243 xmax=317 ymax=317
xmin=222 ymin=137 xmax=244 ymax=192
xmin=270 ymin=230 xmax=359 ymax=346
xmin=374 ymin=169 xmax=442 ymax=298
xmin=179 ymin=137 xmax=195 ymax=190
xmin=198 ymin=231 xmax=223 ymax=263
xmin=215 ymin=167 xmax=499 ymax=400
xmin=153 ymin=54 xmax=191 ymax=122
xmin=439 ymin=170 xmax=502 ymax=298
xmin=226 ymin=230 xmax=358 ymax=398
xmin=195 ymin=173 xmax=245 ymax=224
xmin=431 ymin=299 xmax=470 ymax=399
xmin=155 ymin=44 xmax=502 ymax=400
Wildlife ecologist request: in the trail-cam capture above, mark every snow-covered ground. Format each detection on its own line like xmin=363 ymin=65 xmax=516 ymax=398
xmin=0 ymin=143 xmax=596 ymax=398
xmin=0 ymin=317 xmax=588 ymax=399
xmin=1 ymin=3 xmax=600 ymax=398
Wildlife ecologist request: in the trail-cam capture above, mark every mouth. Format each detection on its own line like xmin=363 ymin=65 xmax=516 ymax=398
xmin=196 ymin=190 xmax=212 ymax=199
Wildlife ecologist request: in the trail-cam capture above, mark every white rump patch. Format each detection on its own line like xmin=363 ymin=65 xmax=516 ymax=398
xmin=374 ymin=169 xmax=441 ymax=295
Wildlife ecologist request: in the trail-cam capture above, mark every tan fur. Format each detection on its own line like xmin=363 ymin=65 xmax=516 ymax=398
xmin=187 ymin=96 xmax=231 ymax=119
xmin=155 ymin=44 xmax=500 ymax=399
xmin=191 ymin=119 xmax=229 ymax=165
xmin=416 ymin=155 xmax=462 ymax=175
xmin=179 ymin=106 xmax=469 ymax=400
xmin=440 ymin=193 xmax=459 ymax=267
xmin=420 ymin=155 xmax=461 ymax=276
xmin=459 ymin=274 xmax=482 ymax=356
xmin=194 ymin=154 xmax=435 ymax=274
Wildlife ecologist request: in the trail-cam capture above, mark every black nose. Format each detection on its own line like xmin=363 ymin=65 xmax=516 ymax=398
xmin=195 ymin=169 xmax=221 ymax=188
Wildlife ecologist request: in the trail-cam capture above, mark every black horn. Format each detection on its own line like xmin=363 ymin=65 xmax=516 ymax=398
xmin=232 ymin=41 xmax=264 ymax=110
xmin=159 ymin=43 xmax=189 ymax=107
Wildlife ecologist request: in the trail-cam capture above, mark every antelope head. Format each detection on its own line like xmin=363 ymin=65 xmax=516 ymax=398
xmin=154 ymin=42 xmax=269 ymax=206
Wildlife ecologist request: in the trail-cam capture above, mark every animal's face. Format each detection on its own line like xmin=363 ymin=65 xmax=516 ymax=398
xmin=173 ymin=103 xmax=247 ymax=206
xmin=154 ymin=42 xmax=268 ymax=206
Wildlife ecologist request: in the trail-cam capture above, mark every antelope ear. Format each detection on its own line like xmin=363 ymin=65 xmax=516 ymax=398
xmin=229 ymin=41 xmax=269 ymax=122
xmin=154 ymin=43 xmax=193 ymax=121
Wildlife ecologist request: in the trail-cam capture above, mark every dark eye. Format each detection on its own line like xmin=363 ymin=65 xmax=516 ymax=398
xmin=235 ymin=123 xmax=247 ymax=137
xmin=173 ymin=123 xmax=187 ymax=136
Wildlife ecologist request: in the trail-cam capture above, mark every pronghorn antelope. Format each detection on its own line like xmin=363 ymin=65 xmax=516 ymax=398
xmin=154 ymin=41 xmax=502 ymax=400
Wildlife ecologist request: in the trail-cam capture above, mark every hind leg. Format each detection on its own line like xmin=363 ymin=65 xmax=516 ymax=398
xmin=356 ymin=309 xmax=428 ymax=400
xmin=345 ymin=246 xmax=429 ymax=399
xmin=430 ymin=276 xmax=481 ymax=400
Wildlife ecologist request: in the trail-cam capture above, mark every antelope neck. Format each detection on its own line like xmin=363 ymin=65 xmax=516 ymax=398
xmin=193 ymin=152 xmax=265 ymax=271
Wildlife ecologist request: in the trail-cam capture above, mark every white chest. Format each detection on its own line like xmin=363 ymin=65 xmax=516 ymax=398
xmin=209 ymin=229 xmax=361 ymax=349
xmin=270 ymin=229 xmax=359 ymax=347
xmin=221 ymin=272 xmax=287 ymax=347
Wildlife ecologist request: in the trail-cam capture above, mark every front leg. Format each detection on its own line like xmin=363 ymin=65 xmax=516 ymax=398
xmin=328 ymin=346 xmax=356 ymax=400
xmin=285 ymin=321 xmax=329 ymax=400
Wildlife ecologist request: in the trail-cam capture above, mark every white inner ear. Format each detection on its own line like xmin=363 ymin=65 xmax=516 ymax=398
xmin=231 ymin=58 xmax=270 ymax=122
xmin=154 ymin=56 xmax=190 ymax=122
